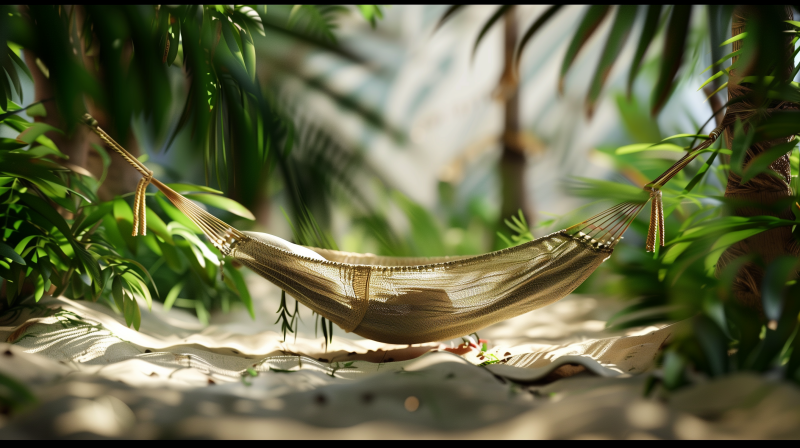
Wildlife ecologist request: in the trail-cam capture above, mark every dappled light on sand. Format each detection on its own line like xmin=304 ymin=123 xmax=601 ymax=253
xmin=4 ymin=293 xmax=799 ymax=438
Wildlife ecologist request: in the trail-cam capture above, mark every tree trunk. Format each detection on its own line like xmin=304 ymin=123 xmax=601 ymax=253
xmin=498 ymin=6 xmax=534 ymax=235
xmin=717 ymin=6 xmax=799 ymax=309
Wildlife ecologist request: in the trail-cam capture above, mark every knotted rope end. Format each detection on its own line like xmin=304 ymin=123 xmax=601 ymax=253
xmin=645 ymin=189 xmax=665 ymax=253
xmin=131 ymin=172 xmax=153 ymax=237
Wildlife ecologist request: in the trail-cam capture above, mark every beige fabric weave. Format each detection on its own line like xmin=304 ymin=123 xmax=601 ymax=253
xmin=234 ymin=231 xmax=612 ymax=344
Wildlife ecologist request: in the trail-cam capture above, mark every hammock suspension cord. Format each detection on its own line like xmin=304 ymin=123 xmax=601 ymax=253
xmin=565 ymin=126 xmax=724 ymax=252
xmin=83 ymin=113 xmax=722 ymax=254
xmin=82 ymin=114 xmax=247 ymax=254
xmin=81 ymin=113 xmax=737 ymax=343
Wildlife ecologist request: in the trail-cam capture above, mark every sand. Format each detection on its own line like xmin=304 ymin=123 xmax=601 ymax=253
xmin=1 ymin=278 xmax=798 ymax=439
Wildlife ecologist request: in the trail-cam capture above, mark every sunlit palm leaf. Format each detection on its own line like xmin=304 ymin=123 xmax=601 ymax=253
xmin=585 ymin=5 xmax=637 ymax=118
xmin=559 ymin=5 xmax=611 ymax=94
xmin=432 ymin=4 xmax=466 ymax=34
xmin=472 ymin=5 xmax=511 ymax=61
xmin=651 ymin=5 xmax=691 ymax=116
xmin=626 ymin=5 xmax=663 ymax=99
xmin=514 ymin=5 xmax=563 ymax=72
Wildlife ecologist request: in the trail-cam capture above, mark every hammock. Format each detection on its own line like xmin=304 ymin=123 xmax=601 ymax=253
xmin=82 ymin=114 xmax=721 ymax=343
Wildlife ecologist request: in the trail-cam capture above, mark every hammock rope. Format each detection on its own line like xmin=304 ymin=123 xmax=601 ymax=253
xmin=81 ymin=113 xmax=723 ymax=343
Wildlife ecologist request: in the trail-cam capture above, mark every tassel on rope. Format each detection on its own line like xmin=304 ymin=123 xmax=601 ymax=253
xmin=642 ymin=127 xmax=724 ymax=252
xmin=645 ymin=189 xmax=664 ymax=253
xmin=131 ymin=171 xmax=153 ymax=236
xmin=82 ymin=113 xmax=246 ymax=254
xmin=82 ymin=113 xmax=153 ymax=237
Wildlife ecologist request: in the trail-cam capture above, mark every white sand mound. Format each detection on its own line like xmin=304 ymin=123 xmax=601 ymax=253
xmin=1 ymin=287 xmax=798 ymax=439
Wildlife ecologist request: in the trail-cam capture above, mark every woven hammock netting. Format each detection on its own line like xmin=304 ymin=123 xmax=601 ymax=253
xmin=82 ymin=113 xmax=728 ymax=344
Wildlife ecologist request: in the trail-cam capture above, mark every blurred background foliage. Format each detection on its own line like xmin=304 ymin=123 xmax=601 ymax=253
xmin=1 ymin=5 xmax=800 ymax=392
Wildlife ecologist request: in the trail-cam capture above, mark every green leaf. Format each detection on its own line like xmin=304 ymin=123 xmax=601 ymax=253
xmin=433 ymin=5 xmax=465 ymax=33
xmin=156 ymin=196 xmax=203 ymax=233
xmin=706 ymin=5 xmax=735 ymax=91
xmin=113 ymin=198 xmax=137 ymax=254
xmin=145 ymin=208 xmax=174 ymax=245
xmin=66 ymin=187 xmax=92 ymax=206
xmin=7 ymin=44 xmax=33 ymax=82
xmin=662 ymin=133 xmax=710 ymax=141
xmin=740 ymin=139 xmax=797 ymax=184
xmin=15 ymin=123 xmax=62 ymax=145
xmin=697 ymin=68 xmax=728 ymax=92
xmin=163 ymin=281 xmax=183 ymax=312
xmin=240 ymin=21 xmax=257 ymax=82
xmin=761 ymin=257 xmax=797 ymax=322
xmin=673 ymin=216 xmax=795 ymax=244
xmin=13 ymin=235 xmax=37 ymax=257
xmin=142 ymin=233 xmax=162 ymax=256
xmin=615 ymin=143 xmax=686 ymax=155
xmin=76 ymin=203 xmax=113 ymax=235
xmin=700 ymin=49 xmax=742 ymax=74
xmin=0 ymin=70 xmax=7 ymax=109
xmin=753 ymin=110 xmax=800 ymax=143
xmin=220 ymin=18 xmax=246 ymax=70
xmin=34 ymin=272 xmax=44 ymax=302
xmin=357 ymin=5 xmax=383 ymax=28
xmin=0 ymin=138 xmax=27 ymax=151
xmin=681 ymin=147 xmax=723 ymax=194
xmin=183 ymin=193 xmax=255 ymax=220
xmin=705 ymin=228 xmax=768 ymax=272
xmin=73 ymin=244 xmax=101 ymax=285
xmin=704 ymin=81 xmax=728 ymax=102
xmin=3 ymin=61 xmax=23 ymax=102
xmin=123 ymin=294 xmax=135 ymax=327
xmin=662 ymin=351 xmax=687 ymax=390
xmin=25 ymin=102 xmax=47 ymax=118
xmin=559 ymin=5 xmax=611 ymax=93
xmin=731 ymin=120 xmax=753 ymax=177
xmin=515 ymin=5 xmax=563 ymax=70
xmin=123 ymin=271 xmax=153 ymax=310
xmin=586 ymin=6 xmax=637 ymax=118
xmin=195 ymin=301 xmax=209 ymax=325
xmin=165 ymin=183 xmax=224 ymax=194
xmin=720 ymin=32 xmax=747 ymax=46
xmin=662 ymin=241 xmax=691 ymax=265
xmin=112 ymin=275 xmax=124 ymax=313
xmin=569 ymin=177 xmax=650 ymax=203
xmin=19 ymin=193 xmax=73 ymax=239
xmin=90 ymin=144 xmax=111 ymax=185
xmin=693 ymin=316 xmax=728 ymax=377
xmin=0 ymin=154 xmax=69 ymax=198
xmin=20 ymin=145 xmax=66 ymax=160
xmin=651 ymin=5 xmax=691 ymax=115
xmin=615 ymin=94 xmax=661 ymax=143
xmin=170 ymin=223 xmax=218 ymax=263
xmin=157 ymin=238 xmax=183 ymax=272
xmin=225 ymin=263 xmax=255 ymax=319
xmin=0 ymin=241 xmax=25 ymax=265
xmin=472 ymin=6 xmax=511 ymax=60
xmin=236 ymin=6 xmax=264 ymax=36
xmin=122 ymin=258 xmax=159 ymax=300
xmin=166 ymin=16 xmax=181 ymax=66
xmin=394 ymin=191 xmax=445 ymax=257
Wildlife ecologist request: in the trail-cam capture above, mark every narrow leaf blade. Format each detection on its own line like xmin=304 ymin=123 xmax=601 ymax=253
xmin=627 ymin=5 xmax=663 ymax=97
xmin=651 ymin=6 xmax=692 ymax=116
xmin=586 ymin=5 xmax=638 ymax=118
xmin=559 ymin=5 xmax=611 ymax=93
xmin=472 ymin=6 xmax=511 ymax=61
